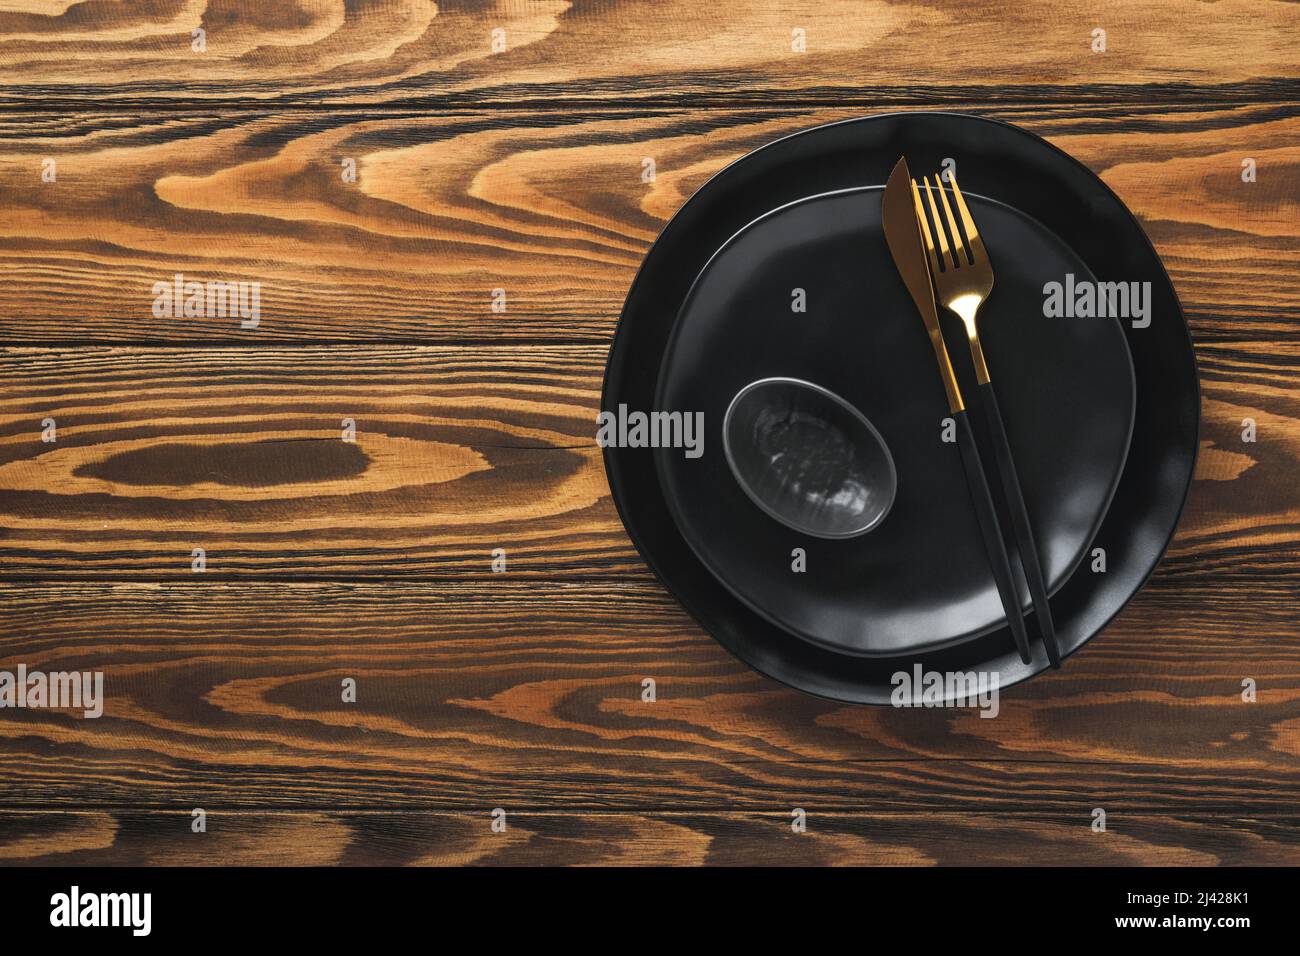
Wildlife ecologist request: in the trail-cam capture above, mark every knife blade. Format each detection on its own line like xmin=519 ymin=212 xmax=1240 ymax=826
xmin=881 ymin=156 xmax=964 ymax=414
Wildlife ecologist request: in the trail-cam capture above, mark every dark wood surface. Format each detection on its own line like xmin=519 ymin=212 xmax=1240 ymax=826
xmin=0 ymin=104 xmax=1296 ymax=343
xmin=6 ymin=811 xmax=1300 ymax=866
xmin=0 ymin=1 xmax=1298 ymax=865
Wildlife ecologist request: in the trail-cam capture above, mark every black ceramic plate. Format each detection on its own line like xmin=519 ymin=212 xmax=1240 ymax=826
xmin=603 ymin=112 xmax=1199 ymax=703
xmin=654 ymin=186 xmax=1134 ymax=657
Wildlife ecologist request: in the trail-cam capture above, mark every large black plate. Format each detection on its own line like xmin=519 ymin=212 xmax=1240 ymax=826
xmin=602 ymin=112 xmax=1199 ymax=703
xmin=654 ymin=186 xmax=1135 ymax=657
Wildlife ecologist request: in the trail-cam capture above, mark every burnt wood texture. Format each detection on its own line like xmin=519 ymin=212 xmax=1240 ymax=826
xmin=0 ymin=1 xmax=1298 ymax=866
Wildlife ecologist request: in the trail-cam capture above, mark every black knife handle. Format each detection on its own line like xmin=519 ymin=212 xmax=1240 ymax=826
xmin=978 ymin=382 xmax=1061 ymax=668
xmin=954 ymin=410 xmax=1032 ymax=665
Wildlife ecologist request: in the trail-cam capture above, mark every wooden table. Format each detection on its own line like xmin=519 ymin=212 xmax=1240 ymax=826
xmin=0 ymin=1 xmax=1297 ymax=866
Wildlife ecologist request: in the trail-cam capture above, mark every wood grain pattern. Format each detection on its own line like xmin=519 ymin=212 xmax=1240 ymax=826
xmin=1 ymin=1 xmax=1297 ymax=106
xmin=0 ymin=339 xmax=1295 ymax=577
xmin=0 ymin=345 xmax=626 ymax=575
xmin=1 ymin=0 xmax=1298 ymax=867
xmin=3 ymin=811 xmax=1298 ymax=866
xmin=0 ymin=104 xmax=1295 ymax=342
xmin=0 ymin=580 xmax=1296 ymax=815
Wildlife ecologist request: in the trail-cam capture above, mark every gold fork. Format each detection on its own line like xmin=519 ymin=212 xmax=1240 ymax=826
xmin=911 ymin=170 xmax=1062 ymax=669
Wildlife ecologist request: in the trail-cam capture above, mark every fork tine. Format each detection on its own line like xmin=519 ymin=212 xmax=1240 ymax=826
xmin=920 ymin=177 xmax=952 ymax=270
xmin=948 ymin=171 xmax=986 ymax=263
xmin=910 ymin=178 xmax=943 ymax=277
xmin=934 ymin=176 xmax=966 ymax=266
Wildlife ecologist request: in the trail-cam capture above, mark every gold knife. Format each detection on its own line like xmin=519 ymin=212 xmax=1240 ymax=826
xmin=881 ymin=156 xmax=1033 ymax=665
xmin=882 ymin=159 xmax=964 ymax=416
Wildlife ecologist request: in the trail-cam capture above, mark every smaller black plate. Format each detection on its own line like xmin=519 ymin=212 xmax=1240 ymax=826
xmin=655 ymin=186 xmax=1135 ymax=658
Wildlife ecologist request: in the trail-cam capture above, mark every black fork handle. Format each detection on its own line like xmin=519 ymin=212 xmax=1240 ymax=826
xmin=953 ymin=410 xmax=1032 ymax=665
xmin=978 ymin=382 xmax=1062 ymax=668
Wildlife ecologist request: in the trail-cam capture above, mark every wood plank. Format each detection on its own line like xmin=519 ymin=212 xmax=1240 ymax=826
xmin=0 ymin=345 xmax=630 ymax=575
xmin=0 ymin=579 xmax=1296 ymax=812
xmin=0 ymin=1 xmax=1297 ymax=106
xmin=2 ymin=810 xmax=1297 ymax=866
xmin=0 ymin=104 xmax=1295 ymax=342
xmin=0 ymin=340 xmax=1296 ymax=577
